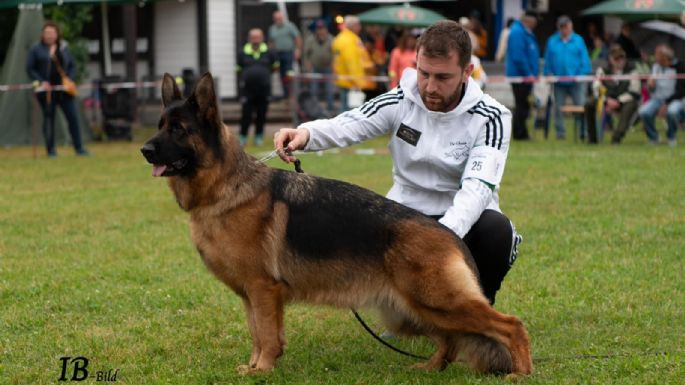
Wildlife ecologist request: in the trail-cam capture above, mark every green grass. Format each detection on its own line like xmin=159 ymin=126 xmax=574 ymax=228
xmin=1 ymin=124 xmax=684 ymax=384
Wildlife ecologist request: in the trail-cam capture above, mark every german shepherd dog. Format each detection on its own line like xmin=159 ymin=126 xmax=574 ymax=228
xmin=141 ymin=73 xmax=533 ymax=377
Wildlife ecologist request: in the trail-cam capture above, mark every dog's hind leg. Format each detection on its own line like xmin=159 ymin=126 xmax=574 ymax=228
xmin=446 ymin=333 xmax=513 ymax=374
xmin=410 ymin=295 xmax=531 ymax=375
xmin=243 ymin=278 xmax=287 ymax=372
xmin=412 ymin=334 xmax=449 ymax=371
xmin=394 ymin=257 xmax=532 ymax=376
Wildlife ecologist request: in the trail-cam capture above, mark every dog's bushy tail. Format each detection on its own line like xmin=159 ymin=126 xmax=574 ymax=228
xmin=449 ymin=333 xmax=513 ymax=374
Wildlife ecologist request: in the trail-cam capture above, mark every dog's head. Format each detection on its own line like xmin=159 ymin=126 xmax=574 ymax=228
xmin=140 ymin=72 xmax=223 ymax=177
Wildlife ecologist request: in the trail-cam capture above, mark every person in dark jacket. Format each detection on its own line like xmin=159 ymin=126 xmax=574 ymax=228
xmin=237 ymin=28 xmax=279 ymax=146
xmin=614 ymin=24 xmax=641 ymax=62
xmin=505 ymin=11 xmax=540 ymax=140
xmin=26 ymin=21 xmax=88 ymax=157
xmin=584 ymin=45 xmax=640 ymax=144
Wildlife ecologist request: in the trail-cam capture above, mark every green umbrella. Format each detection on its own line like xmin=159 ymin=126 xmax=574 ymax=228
xmin=358 ymin=5 xmax=446 ymax=28
xmin=581 ymin=0 xmax=685 ymax=20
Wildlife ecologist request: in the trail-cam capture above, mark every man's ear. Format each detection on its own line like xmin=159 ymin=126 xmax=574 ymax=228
xmin=189 ymin=72 xmax=221 ymax=125
xmin=161 ymin=73 xmax=182 ymax=108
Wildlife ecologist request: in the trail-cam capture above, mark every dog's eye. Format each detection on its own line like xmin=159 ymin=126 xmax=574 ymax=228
xmin=170 ymin=124 xmax=186 ymax=135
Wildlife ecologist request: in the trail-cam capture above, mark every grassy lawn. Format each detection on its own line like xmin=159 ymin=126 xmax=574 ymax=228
xmin=1 ymin=123 xmax=684 ymax=384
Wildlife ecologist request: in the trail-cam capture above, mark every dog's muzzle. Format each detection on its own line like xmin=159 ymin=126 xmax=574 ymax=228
xmin=140 ymin=142 xmax=189 ymax=177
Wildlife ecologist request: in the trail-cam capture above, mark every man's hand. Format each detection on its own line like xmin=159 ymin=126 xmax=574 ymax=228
xmin=605 ymin=98 xmax=620 ymax=112
xmin=273 ymin=127 xmax=310 ymax=163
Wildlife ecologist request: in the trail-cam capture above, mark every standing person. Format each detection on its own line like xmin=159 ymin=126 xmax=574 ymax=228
xmin=303 ymin=19 xmax=334 ymax=114
xmin=495 ymin=18 xmax=514 ymax=63
xmin=469 ymin=10 xmax=488 ymax=59
xmin=615 ymin=23 xmax=640 ymax=62
xmin=268 ymin=10 xmax=302 ymax=100
xmin=332 ymin=15 xmax=373 ymax=113
xmin=589 ymin=36 xmax=608 ymax=61
xmin=274 ymin=20 xmax=521 ymax=305
xmin=26 ymin=21 xmax=88 ymax=157
xmin=543 ymin=15 xmax=592 ymax=140
xmin=237 ymin=28 xmax=278 ymax=147
xmin=387 ymin=30 xmax=417 ymax=89
xmin=638 ymin=44 xmax=685 ymax=146
xmin=505 ymin=11 xmax=540 ymax=141
xmin=361 ymin=35 xmax=382 ymax=101
xmin=584 ymin=45 xmax=640 ymax=144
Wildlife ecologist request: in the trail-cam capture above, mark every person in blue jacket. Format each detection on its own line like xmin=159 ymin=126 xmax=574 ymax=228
xmin=26 ymin=21 xmax=88 ymax=157
xmin=505 ymin=11 xmax=540 ymax=140
xmin=543 ymin=15 xmax=592 ymax=140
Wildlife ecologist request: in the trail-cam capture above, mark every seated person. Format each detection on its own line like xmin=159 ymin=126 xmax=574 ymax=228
xmin=584 ymin=45 xmax=640 ymax=144
xmin=638 ymin=44 xmax=685 ymax=146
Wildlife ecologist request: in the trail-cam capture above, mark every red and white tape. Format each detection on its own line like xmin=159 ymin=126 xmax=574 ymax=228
xmin=1 ymin=73 xmax=684 ymax=93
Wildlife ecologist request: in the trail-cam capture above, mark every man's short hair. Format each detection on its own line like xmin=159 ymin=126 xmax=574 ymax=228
xmin=608 ymin=44 xmax=626 ymax=59
xmin=657 ymin=44 xmax=674 ymax=59
xmin=557 ymin=15 xmax=572 ymax=28
xmin=344 ymin=15 xmax=360 ymax=29
xmin=416 ymin=20 xmax=471 ymax=69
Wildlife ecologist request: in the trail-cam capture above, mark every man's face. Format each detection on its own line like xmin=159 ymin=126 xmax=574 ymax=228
xmin=273 ymin=11 xmax=283 ymax=25
xmin=349 ymin=21 xmax=361 ymax=35
xmin=523 ymin=16 xmax=537 ymax=30
xmin=416 ymin=49 xmax=473 ymax=112
xmin=315 ymin=24 xmax=328 ymax=39
xmin=655 ymin=48 xmax=671 ymax=66
xmin=559 ymin=22 xmax=573 ymax=39
xmin=249 ymin=30 xmax=263 ymax=45
xmin=609 ymin=54 xmax=626 ymax=71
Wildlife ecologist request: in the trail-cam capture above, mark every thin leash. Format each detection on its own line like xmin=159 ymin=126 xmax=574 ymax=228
xmin=257 ymin=153 xmax=680 ymax=365
xmin=257 ymin=149 xmax=303 ymax=173
xmin=351 ymin=309 xmax=429 ymax=360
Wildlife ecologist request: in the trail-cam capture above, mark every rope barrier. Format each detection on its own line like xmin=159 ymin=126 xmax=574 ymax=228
xmin=2 ymin=73 xmax=685 ymax=94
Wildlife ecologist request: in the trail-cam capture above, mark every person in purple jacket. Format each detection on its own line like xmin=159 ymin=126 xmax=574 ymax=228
xmin=544 ymin=15 xmax=592 ymax=140
xmin=505 ymin=11 xmax=540 ymax=141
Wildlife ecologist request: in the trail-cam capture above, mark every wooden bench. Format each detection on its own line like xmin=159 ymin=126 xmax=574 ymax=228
xmin=560 ymin=105 xmax=585 ymax=142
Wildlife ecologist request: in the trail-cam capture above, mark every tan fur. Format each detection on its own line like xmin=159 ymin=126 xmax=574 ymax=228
xmin=149 ymin=73 xmax=533 ymax=376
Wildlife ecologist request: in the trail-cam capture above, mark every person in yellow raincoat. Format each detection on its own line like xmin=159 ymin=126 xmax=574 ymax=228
xmin=333 ymin=15 xmax=374 ymax=112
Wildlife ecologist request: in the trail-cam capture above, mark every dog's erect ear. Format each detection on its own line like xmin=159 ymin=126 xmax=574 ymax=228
xmin=190 ymin=72 xmax=221 ymax=126
xmin=161 ymin=73 xmax=182 ymax=108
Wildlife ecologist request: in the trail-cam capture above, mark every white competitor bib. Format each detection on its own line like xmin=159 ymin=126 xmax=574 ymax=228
xmin=461 ymin=146 xmax=506 ymax=186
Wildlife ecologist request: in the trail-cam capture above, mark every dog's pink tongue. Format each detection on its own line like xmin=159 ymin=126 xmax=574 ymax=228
xmin=152 ymin=164 xmax=167 ymax=177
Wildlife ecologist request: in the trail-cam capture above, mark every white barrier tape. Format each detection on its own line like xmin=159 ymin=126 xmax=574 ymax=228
xmin=0 ymin=80 xmax=161 ymax=93
xmin=2 ymin=72 xmax=685 ymax=94
xmin=292 ymin=72 xmax=685 ymax=85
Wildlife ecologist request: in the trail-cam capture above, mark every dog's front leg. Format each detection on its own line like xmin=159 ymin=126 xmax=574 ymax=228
xmin=241 ymin=298 xmax=261 ymax=368
xmin=244 ymin=278 xmax=286 ymax=372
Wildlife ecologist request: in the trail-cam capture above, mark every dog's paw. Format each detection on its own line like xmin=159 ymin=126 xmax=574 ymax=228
xmin=237 ymin=363 xmax=275 ymax=375
xmin=411 ymin=359 xmax=447 ymax=371
xmin=504 ymin=373 xmax=525 ymax=381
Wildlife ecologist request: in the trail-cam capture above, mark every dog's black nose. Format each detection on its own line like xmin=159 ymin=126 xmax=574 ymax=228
xmin=140 ymin=143 xmax=156 ymax=160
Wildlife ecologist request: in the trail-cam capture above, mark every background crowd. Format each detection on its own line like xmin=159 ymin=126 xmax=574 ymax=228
xmin=236 ymin=9 xmax=684 ymax=148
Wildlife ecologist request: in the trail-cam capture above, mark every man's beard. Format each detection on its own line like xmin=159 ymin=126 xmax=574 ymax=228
xmin=421 ymin=84 xmax=463 ymax=112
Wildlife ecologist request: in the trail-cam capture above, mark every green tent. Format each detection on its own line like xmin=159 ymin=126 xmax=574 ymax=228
xmin=582 ymin=0 xmax=684 ymax=20
xmin=358 ymin=5 xmax=446 ymax=28
xmin=0 ymin=7 xmax=92 ymax=148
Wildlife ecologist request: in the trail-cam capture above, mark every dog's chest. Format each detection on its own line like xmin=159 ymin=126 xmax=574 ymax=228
xmin=188 ymin=219 xmax=248 ymax=289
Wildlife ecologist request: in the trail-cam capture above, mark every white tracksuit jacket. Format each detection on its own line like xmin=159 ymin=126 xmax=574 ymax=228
xmin=300 ymin=68 xmax=512 ymax=238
